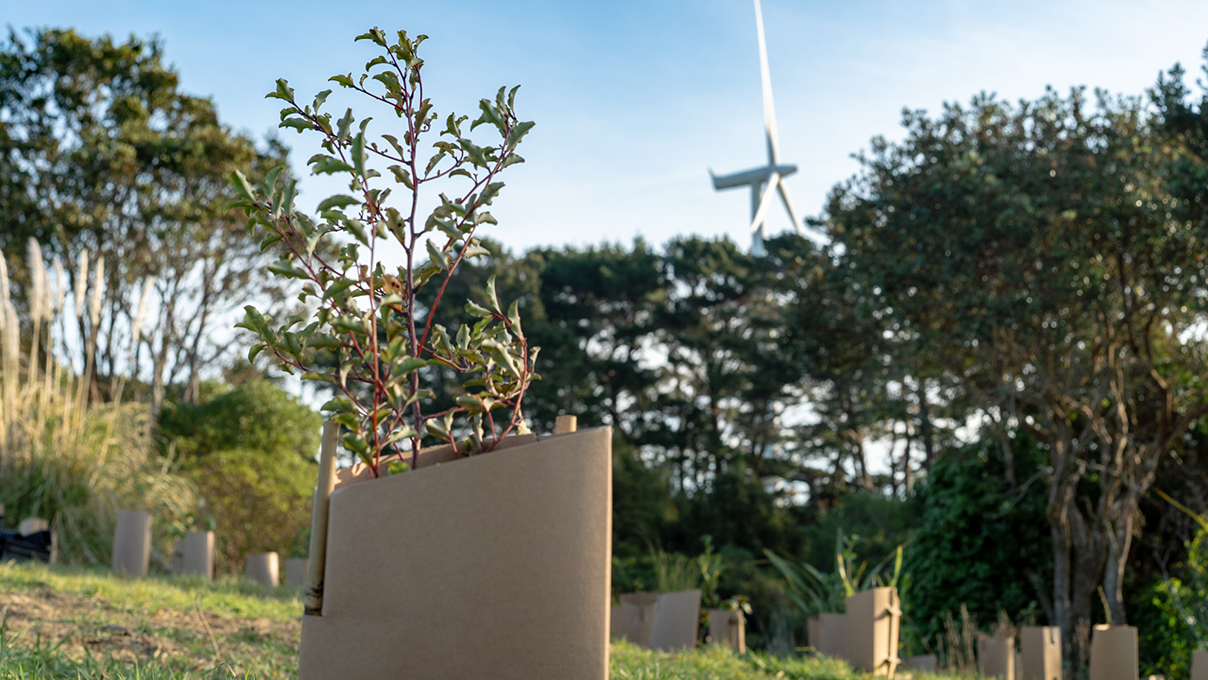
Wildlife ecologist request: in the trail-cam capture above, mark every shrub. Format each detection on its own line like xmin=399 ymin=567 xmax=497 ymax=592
xmin=159 ymin=379 xmax=320 ymax=574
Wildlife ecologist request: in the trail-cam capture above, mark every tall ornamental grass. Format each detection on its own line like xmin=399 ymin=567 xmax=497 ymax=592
xmin=0 ymin=240 xmax=194 ymax=566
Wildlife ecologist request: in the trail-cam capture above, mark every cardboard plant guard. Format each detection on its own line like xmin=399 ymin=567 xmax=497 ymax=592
xmin=708 ymin=609 xmax=746 ymax=653
xmin=300 ymin=425 xmax=612 ymax=680
xmin=178 ymin=531 xmax=214 ymax=580
xmin=818 ymin=612 xmax=847 ymax=658
xmin=978 ymin=636 xmax=1014 ymax=680
xmin=1020 ymin=626 xmax=1062 ymax=680
xmin=618 ymin=592 xmax=659 ymax=647
xmin=1089 ymin=625 xmax=1138 ymax=680
xmin=112 ymin=510 xmax=151 ymax=576
xmin=844 ymin=587 xmax=901 ymax=675
xmin=650 ymin=589 xmax=702 ymax=651
xmin=247 ymin=552 xmax=279 ymax=587
xmin=1192 ymin=650 xmax=1208 ymax=680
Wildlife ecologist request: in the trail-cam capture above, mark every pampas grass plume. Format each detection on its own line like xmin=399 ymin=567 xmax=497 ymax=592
xmin=74 ymin=250 xmax=89 ymax=320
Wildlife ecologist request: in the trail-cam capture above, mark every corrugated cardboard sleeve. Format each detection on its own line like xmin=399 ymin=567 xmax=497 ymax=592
xmin=300 ymin=427 xmax=612 ymax=680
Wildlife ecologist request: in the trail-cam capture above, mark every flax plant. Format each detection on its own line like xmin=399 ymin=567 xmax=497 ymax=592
xmin=0 ymin=240 xmax=193 ymax=565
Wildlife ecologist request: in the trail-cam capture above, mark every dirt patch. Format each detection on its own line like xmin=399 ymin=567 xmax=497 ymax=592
xmin=0 ymin=583 xmax=300 ymax=669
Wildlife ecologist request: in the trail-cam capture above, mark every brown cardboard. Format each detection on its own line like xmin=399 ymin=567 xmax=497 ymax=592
xmin=979 ymin=636 xmax=1015 ymax=680
xmin=1192 ymin=650 xmax=1208 ymax=680
xmin=299 ymin=427 xmax=612 ymax=680
xmin=285 ymin=557 xmax=309 ymax=587
xmin=844 ymin=588 xmax=901 ymax=675
xmin=111 ymin=510 xmax=151 ymax=576
xmin=819 ymin=612 xmax=847 ymax=658
xmin=1089 ymin=625 xmax=1138 ymax=680
xmin=610 ymin=605 xmax=626 ymax=640
xmin=246 ymin=552 xmax=279 ymax=587
xmin=650 ymin=589 xmax=701 ymax=651
xmin=619 ymin=593 xmax=659 ymax=647
xmin=18 ymin=517 xmax=48 ymax=536
xmin=1020 ymin=626 xmax=1062 ymax=680
xmin=707 ymin=609 xmax=746 ymax=653
xmin=179 ymin=532 xmax=214 ymax=580
xmin=902 ymin=655 xmax=936 ymax=672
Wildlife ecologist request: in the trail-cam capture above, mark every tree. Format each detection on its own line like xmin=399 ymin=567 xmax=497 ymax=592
xmin=0 ymin=28 xmax=293 ymax=417
xmin=825 ymin=84 xmax=1208 ymax=654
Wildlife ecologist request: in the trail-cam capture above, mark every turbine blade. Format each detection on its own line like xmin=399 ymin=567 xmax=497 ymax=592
xmin=777 ymin=181 xmax=803 ymax=235
xmin=754 ymin=0 xmax=780 ymax=165
xmin=750 ymin=173 xmax=780 ymax=234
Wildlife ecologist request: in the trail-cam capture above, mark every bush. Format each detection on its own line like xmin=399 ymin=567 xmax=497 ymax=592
xmin=906 ymin=436 xmax=1051 ymax=656
xmin=159 ymin=380 xmax=319 ymax=574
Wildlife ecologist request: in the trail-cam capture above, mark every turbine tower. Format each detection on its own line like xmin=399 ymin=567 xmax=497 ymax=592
xmin=710 ymin=0 xmax=802 ymax=257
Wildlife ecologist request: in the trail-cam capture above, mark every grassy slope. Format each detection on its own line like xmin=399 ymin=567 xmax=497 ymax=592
xmin=0 ymin=562 xmax=948 ymax=680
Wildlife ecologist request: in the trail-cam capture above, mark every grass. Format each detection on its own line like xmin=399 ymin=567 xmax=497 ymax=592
xmin=0 ymin=561 xmax=963 ymax=680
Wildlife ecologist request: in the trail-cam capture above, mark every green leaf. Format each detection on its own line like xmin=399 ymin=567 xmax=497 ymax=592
xmin=391 ymin=356 xmax=429 ymax=380
xmin=329 ymin=74 xmax=355 ymax=88
xmin=506 ymin=120 xmax=536 ymax=150
xmin=280 ymin=118 xmax=313 ymax=133
xmin=426 ymin=239 xmax=450 ymax=270
xmin=248 ymin=344 xmax=265 ymax=363
xmin=507 ymin=300 xmax=524 ymax=340
xmin=317 ymin=194 xmax=360 ymax=212
xmin=268 ymin=259 xmax=310 ymax=280
xmin=465 ymin=300 xmax=493 ymax=317
xmin=310 ymin=155 xmax=354 ymax=175
xmin=388 ymin=165 xmax=414 ymax=189
xmin=268 ymin=79 xmax=294 ymax=102
xmin=485 ymin=275 xmax=502 ymax=314
xmin=352 ymin=132 xmax=367 ymax=177
xmin=346 ymin=219 xmax=369 ymax=246
xmin=231 ymin=170 xmax=257 ymax=202
xmin=337 ymin=108 xmax=354 ymax=141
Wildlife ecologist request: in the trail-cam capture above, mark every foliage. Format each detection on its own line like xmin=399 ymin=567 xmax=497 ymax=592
xmin=906 ymin=437 xmax=1050 ymax=650
xmin=158 ymin=380 xmax=319 ymax=574
xmin=0 ymin=247 xmax=193 ymax=567
xmin=824 ymin=68 xmax=1208 ymax=644
xmin=232 ymin=28 xmax=536 ymax=473
xmin=0 ymin=28 xmax=294 ymax=416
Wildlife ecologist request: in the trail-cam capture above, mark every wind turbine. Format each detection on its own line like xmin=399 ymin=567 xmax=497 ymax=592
xmin=710 ymin=0 xmax=802 ymax=257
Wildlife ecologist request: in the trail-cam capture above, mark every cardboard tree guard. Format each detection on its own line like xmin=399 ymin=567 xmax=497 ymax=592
xmin=707 ymin=608 xmax=746 ymax=653
xmin=112 ymin=510 xmax=151 ymax=576
xmin=1020 ymin=626 xmax=1061 ymax=680
xmin=818 ymin=612 xmax=847 ymax=658
xmin=1089 ymin=625 xmax=1138 ymax=680
xmin=176 ymin=531 xmax=214 ymax=580
xmin=300 ymin=426 xmax=612 ymax=680
xmin=618 ymin=592 xmax=659 ymax=647
xmin=978 ymin=635 xmax=1014 ymax=680
xmin=650 ymin=589 xmax=701 ymax=651
xmin=1192 ymin=650 xmax=1208 ymax=680
xmin=844 ymin=587 xmax=900 ymax=675
xmin=247 ymin=552 xmax=279 ymax=587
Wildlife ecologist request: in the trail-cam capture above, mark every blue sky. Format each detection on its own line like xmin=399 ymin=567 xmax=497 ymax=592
xmin=7 ymin=0 xmax=1208 ymax=255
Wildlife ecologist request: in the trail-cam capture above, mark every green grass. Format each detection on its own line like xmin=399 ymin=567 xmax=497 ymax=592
xmin=0 ymin=561 xmax=960 ymax=679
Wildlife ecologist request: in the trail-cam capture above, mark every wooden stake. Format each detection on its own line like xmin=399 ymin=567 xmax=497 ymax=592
xmin=555 ymin=415 xmax=577 ymax=434
xmin=304 ymin=421 xmax=339 ymax=616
